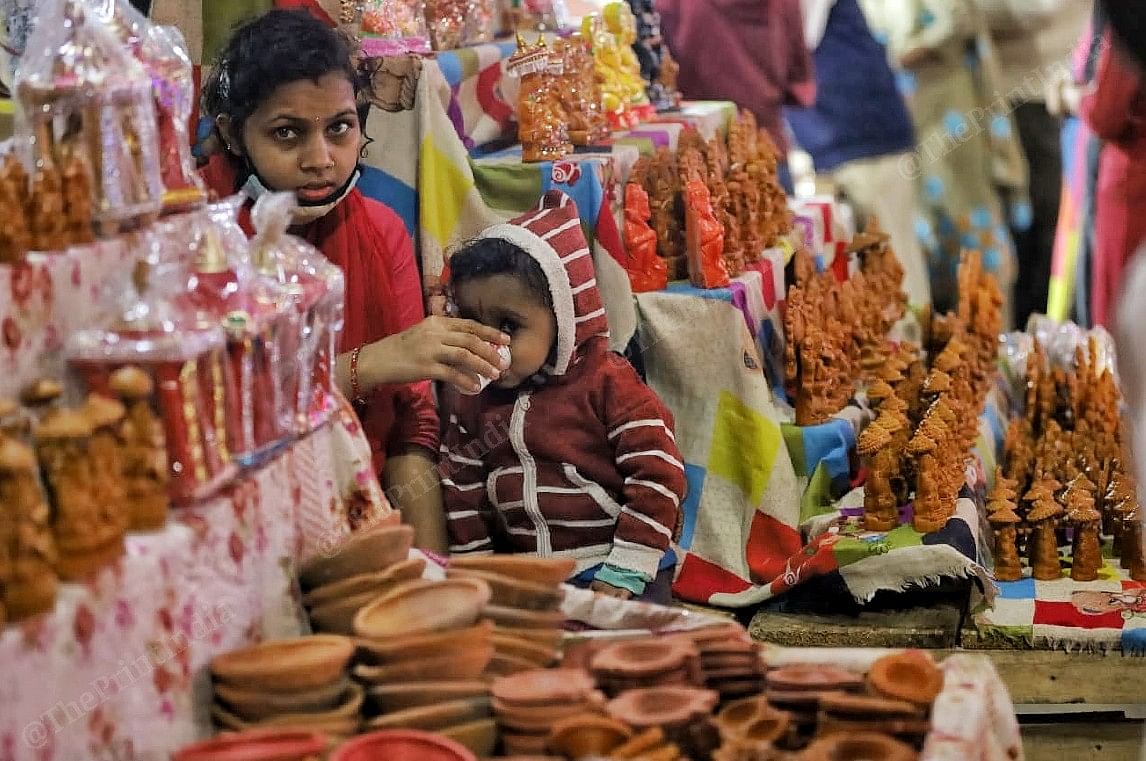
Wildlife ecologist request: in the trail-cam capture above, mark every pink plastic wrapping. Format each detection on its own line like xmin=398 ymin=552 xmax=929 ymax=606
xmin=359 ymin=0 xmax=432 ymax=56
xmin=250 ymin=192 xmax=346 ymax=432
xmin=65 ymin=230 xmax=237 ymax=504
xmin=96 ymin=0 xmax=206 ymax=213
xmin=14 ymin=0 xmax=164 ymax=233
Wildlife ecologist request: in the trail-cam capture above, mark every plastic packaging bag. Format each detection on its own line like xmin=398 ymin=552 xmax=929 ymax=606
xmin=359 ymin=0 xmax=432 ymax=56
xmin=14 ymin=0 xmax=164 ymax=233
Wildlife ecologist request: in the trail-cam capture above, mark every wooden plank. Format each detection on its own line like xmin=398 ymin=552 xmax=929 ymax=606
xmin=1022 ymin=720 xmax=1144 ymax=761
xmin=938 ymin=648 xmax=1146 ymax=705
xmin=748 ymin=606 xmax=962 ymax=649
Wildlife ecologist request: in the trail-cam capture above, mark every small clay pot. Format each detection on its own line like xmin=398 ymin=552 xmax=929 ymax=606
xmin=303 ymin=557 xmax=427 ymax=608
xmin=357 ymin=620 xmax=493 ymax=664
xmin=482 ymin=605 xmax=565 ymax=630
xmin=866 ymin=651 xmax=944 ymax=707
xmin=364 ymin=696 xmax=492 ymax=732
xmin=299 ymin=525 xmax=415 ymax=590
xmin=447 ymin=567 xmax=564 ymax=610
xmin=215 ymin=678 xmax=350 ymax=721
xmin=210 ymin=636 xmax=355 ymax=691
xmin=606 ymin=686 xmax=719 ymax=729
xmin=353 ymin=578 xmax=491 ymax=639
xmin=173 ymin=729 xmax=327 ymax=761
xmin=765 ymin=664 xmax=864 ymax=693
xmin=491 ymin=668 xmax=595 ymax=707
xmin=591 ymin=637 xmax=695 ymax=678
xmin=449 ymin=555 xmax=576 ymax=585
xmin=330 ymin=730 xmax=477 ymax=761
xmin=490 ymin=632 xmax=560 ymax=667
xmin=368 ymin=681 xmax=490 ymax=713
xmin=546 ymin=714 xmax=633 ymax=758
xmin=439 ymin=718 xmax=499 ymax=758
xmin=800 ymin=731 xmax=918 ymax=761
xmin=354 ymin=644 xmax=494 ymax=684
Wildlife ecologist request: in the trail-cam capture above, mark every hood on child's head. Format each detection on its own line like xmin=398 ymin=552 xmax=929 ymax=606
xmin=478 ymin=190 xmax=610 ymax=377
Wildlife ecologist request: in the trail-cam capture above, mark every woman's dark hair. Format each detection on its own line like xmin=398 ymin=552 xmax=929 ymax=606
xmin=201 ymin=9 xmax=368 ymax=149
xmin=449 ymin=238 xmax=553 ymax=309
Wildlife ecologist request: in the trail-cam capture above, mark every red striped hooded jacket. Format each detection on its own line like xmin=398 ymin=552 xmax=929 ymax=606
xmin=441 ymin=191 xmax=686 ymax=580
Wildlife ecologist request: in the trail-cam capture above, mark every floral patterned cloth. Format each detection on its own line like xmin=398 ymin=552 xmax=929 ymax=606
xmin=0 ymin=411 xmax=390 ymax=761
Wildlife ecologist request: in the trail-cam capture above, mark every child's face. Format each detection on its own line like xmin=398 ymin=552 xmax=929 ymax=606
xmin=453 ymin=274 xmax=556 ymax=388
xmin=227 ymin=73 xmax=361 ymax=206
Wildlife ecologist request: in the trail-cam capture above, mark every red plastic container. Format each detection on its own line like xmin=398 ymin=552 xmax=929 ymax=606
xmin=330 ymin=730 xmax=478 ymax=761
xmin=172 ymin=729 xmax=327 ymax=761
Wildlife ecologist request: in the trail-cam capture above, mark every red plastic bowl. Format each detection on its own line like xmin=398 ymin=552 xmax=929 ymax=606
xmin=330 ymin=730 xmax=478 ymax=761
xmin=173 ymin=729 xmax=327 ymax=761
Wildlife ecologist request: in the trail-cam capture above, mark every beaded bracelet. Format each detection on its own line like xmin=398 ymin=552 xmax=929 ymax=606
xmin=350 ymin=345 xmax=365 ymax=404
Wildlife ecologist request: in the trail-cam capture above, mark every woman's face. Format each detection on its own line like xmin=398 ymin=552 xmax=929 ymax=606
xmin=225 ymin=72 xmax=362 ymax=204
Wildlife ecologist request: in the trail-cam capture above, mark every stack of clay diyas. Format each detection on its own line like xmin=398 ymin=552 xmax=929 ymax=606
xmin=760 ymin=663 xmax=864 ymax=739
xmin=590 ymin=636 xmax=703 ymax=696
xmin=668 ymin=623 xmax=765 ymax=702
xmin=712 ymin=697 xmax=793 ymax=760
xmin=298 ymin=519 xmax=419 ymax=635
xmin=209 ymin=635 xmax=361 ymax=741
xmin=490 ymin=667 xmax=607 ymax=755
xmin=607 ymin=685 xmax=722 ymax=759
xmin=353 ymin=573 xmax=496 ymax=756
xmin=448 ymin=555 xmax=572 ymax=676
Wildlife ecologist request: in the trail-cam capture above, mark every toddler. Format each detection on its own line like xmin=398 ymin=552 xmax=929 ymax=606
xmin=441 ymin=191 xmax=686 ymax=602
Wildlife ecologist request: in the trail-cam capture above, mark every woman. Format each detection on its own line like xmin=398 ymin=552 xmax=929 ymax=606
xmin=200 ymin=10 xmax=510 ymax=550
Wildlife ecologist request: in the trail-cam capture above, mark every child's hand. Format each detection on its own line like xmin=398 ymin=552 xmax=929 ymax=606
xmin=590 ymin=579 xmax=634 ymax=600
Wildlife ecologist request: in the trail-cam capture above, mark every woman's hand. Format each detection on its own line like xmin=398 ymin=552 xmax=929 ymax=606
xmin=355 ymin=316 xmax=511 ymax=394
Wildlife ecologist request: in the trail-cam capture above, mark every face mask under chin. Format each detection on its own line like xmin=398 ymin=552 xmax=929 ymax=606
xmin=241 ymin=168 xmax=361 ymax=224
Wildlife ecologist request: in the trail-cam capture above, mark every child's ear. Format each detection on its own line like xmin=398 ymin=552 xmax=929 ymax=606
xmin=215 ymin=115 xmax=242 ymax=156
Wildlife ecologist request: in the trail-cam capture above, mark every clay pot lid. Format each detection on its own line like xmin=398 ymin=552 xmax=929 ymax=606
xmin=547 ymin=715 xmax=633 ymax=758
xmin=82 ymin=393 xmax=126 ymax=428
xmin=765 ymin=664 xmax=864 ymax=692
xmin=21 ymin=378 xmax=63 ymax=407
xmin=605 ymin=686 xmax=719 ymax=728
xmin=34 ymin=409 xmax=93 ymax=440
xmin=330 ymin=730 xmax=477 ymax=761
xmin=867 ymin=651 xmax=944 ymax=707
xmin=801 ymin=731 xmax=917 ymax=761
xmin=0 ymin=436 xmax=36 ymax=471
xmin=303 ymin=557 xmax=427 ymax=609
xmin=299 ymin=524 xmax=415 ymax=590
xmin=173 ymin=729 xmax=328 ymax=761
xmin=819 ymin=692 xmax=924 ymax=718
xmin=210 ymin=635 xmax=354 ymax=691
xmin=352 ymin=577 xmax=491 ymax=639
xmin=591 ymin=637 xmax=694 ymax=677
xmin=491 ymin=668 xmax=595 ymax=706
xmin=448 ymin=555 xmax=576 ymax=585
xmin=446 ymin=567 xmax=564 ymax=610
xmin=109 ymin=366 xmax=154 ymax=398
xmin=356 ymin=620 xmax=494 ymax=664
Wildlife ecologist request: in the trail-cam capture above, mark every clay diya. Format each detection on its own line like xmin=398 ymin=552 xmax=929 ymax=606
xmin=488 ymin=651 xmax=548 ymax=678
xmin=491 ymin=668 xmax=596 ymax=707
xmin=490 ymin=631 xmax=560 ymax=667
xmin=716 ymin=696 xmax=790 ymax=743
xmin=353 ymin=644 xmax=494 ymax=684
xmin=765 ymin=664 xmax=865 ymax=693
xmin=173 ymin=729 xmax=327 ymax=761
xmin=309 ymin=589 xmax=390 ymax=635
xmin=482 ymin=604 xmax=565 ymax=630
xmin=364 ymin=696 xmax=492 ymax=732
xmin=357 ymin=621 xmax=494 ymax=664
xmin=299 ymin=524 xmax=414 ymax=590
xmin=302 ymin=557 xmax=427 ymax=609
xmin=546 ymin=714 xmax=632 ymax=758
xmin=818 ymin=692 xmax=925 ymax=719
xmin=501 ymin=733 xmax=551 ymax=756
xmin=215 ymin=678 xmax=350 ymax=721
xmin=353 ymin=578 xmax=491 ymax=639
xmin=449 ymin=555 xmax=576 ymax=585
xmin=440 ymin=718 xmax=499 ymax=758
xmin=608 ymin=728 xmax=671 ymax=759
xmin=866 ymin=651 xmax=944 ymax=707
xmin=800 ymin=731 xmax=917 ymax=761
xmin=606 ymin=686 xmax=720 ymax=729
xmin=210 ymin=635 xmax=355 ymax=691
xmin=494 ymin=626 xmax=565 ymax=649
xmin=591 ymin=637 xmax=696 ymax=678
xmin=368 ymin=681 xmax=490 ymax=713
xmin=210 ymin=704 xmax=359 ymax=737
xmin=330 ymin=730 xmax=478 ymax=761
xmin=446 ymin=567 xmax=564 ymax=611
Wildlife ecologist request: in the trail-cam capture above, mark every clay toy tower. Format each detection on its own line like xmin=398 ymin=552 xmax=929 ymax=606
xmin=858 ymin=415 xmax=900 ymax=532
xmin=1025 ymin=480 xmax=1064 ymax=581
xmin=987 ymin=486 xmax=1023 ymax=582
xmin=1114 ymin=474 xmax=1146 ymax=581
xmin=1064 ymin=475 xmax=1102 ymax=582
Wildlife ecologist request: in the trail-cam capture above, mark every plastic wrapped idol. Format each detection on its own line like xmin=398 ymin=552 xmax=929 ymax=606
xmin=359 ymin=0 xmax=431 ymax=56
xmin=96 ymin=0 xmax=206 ymax=212
xmin=556 ymin=34 xmax=610 ymax=147
xmin=508 ymin=34 xmax=572 ymax=163
xmin=66 ymin=232 xmax=236 ymax=504
xmin=14 ymin=0 xmax=164 ymax=234
xmin=166 ymin=197 xmax=296 ymax=464
xmin=249 ymin=192 xmax=345 ymax=432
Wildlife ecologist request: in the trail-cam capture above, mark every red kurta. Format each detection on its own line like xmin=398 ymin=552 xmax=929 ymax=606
xmin=201 ymin=157 xmax=439 ymax=473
